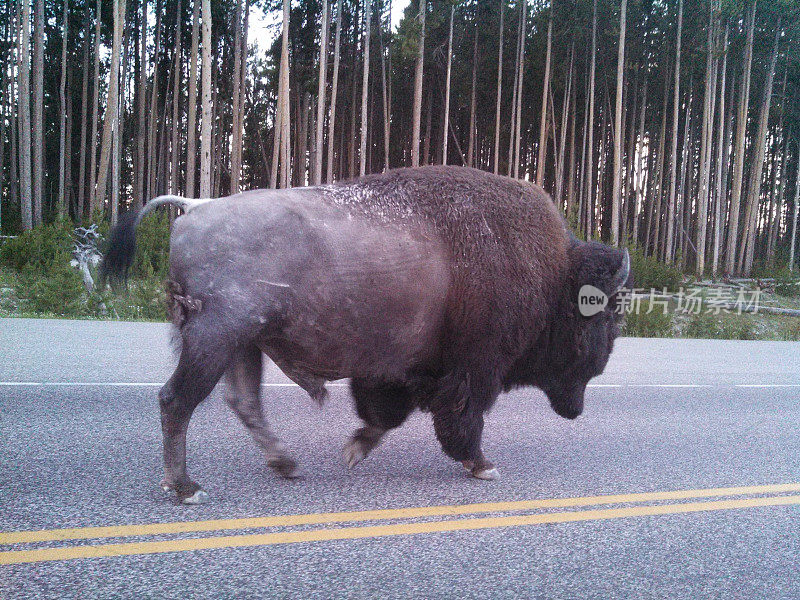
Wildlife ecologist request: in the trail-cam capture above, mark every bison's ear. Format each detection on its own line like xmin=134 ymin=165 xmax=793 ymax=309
xmin=573 ymin=243 xmax=632 ymax=298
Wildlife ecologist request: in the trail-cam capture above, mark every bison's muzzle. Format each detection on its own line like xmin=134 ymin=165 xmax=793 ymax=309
xmin=546 ymin=383 xmax=585 ymax=420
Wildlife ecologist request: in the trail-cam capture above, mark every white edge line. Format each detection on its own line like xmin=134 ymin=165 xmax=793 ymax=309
xmin=630 ymin=384 xmax=714 ymax=388
xmin=735 ymin=384 xmax=800 ymax=388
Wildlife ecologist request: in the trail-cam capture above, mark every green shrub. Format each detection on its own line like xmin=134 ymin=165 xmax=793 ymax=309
xmin=629 ymin=248 xmax=684 ymax=292
xmin=131 ymin=211 xmax=171 ymax=279
xmin=0 ymin=220 xmax=74 ymax=273
xmin=773 ymin=269 xmax=800 ymax=298
xmin=85 ymin=278 xmax=167 ymax=321
xmin=683 ymin=313 xmax=757 ymax=340
xmin=780 ymin=320 xmax=800 ymax=341
xmin=17 ymin=262 xmax=86 ymax=316
xmin=125 ymin=279 xmax=168 ymax=321
xmin=0 ymin=218 xmax=172 ymax=321
xmin=622 ymin=301 xmax=674 ymax=338
xmin=683 ymin=313 xmax=720 ymax=339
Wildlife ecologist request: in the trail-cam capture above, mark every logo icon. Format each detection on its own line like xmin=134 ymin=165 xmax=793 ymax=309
xmin=578 ymin=285 xmax=608 ymax=317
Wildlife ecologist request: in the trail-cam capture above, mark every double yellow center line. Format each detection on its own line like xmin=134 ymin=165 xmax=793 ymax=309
xmin=2 ymin=483 xmax=799 ymax=565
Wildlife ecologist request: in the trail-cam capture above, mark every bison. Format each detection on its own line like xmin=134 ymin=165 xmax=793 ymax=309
xmin=102 ymin=166 xmax=631 ymax=504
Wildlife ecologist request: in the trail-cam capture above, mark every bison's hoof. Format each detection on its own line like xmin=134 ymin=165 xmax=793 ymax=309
xmin=269 ymin=456 xmax=301 ymax=479
xmin=343 ymin=439 xmax=367 ymax=468
xmin=181 ymin=489 xmax=210 ymax=505
xmin=472 ymin=467 xmax=500 ymax=481
xmin=160 ymin=480 xmax=175 ymax=494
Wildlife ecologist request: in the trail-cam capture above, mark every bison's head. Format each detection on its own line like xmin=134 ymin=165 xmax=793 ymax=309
xmin=503 ymin=240 xmax=632 ymax=420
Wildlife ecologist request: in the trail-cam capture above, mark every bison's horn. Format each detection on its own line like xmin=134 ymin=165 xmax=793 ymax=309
xmin=611 ymin=249 xmax=630 ymax=295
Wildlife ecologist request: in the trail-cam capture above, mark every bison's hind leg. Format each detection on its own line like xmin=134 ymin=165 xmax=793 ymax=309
xmin=224 ymin=345 xmax=300 ymax=479
xmin=344 ymin=380 xmax=416 ymax=468
xmin=159 ymin=318 xmax=233 ymax=505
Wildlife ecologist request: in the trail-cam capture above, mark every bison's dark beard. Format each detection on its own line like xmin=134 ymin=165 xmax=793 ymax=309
xmin=544 ymin=381 xmax=586 ymax=420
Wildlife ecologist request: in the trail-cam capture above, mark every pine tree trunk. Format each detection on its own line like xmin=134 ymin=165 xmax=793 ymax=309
xmin=359 ymin=0 xmax=372 ymax=176
xmin=297 ymin=90 xmax=310 ymax=184
xmin=65 ymin=89 xmax=73 ymax=216
xmin=9 ymin=1 xmax=19 ymax=216
xmin=633 ymin=78 xmax=647 ymax=247
xmin=134 ymin=0 xmax=147 ymax=207
xmin=493 ymin=0 xmax=503 ymax=174
xmin=379 ymin=0 xmax=391 ymax=171
xmin=767 ymin=64 xmax=789 ymax=263
xmin=18 ymin=0 xmax=32 ymax=229
xmin=583 ymin=0 xmax=597 ymax=235
xmin=566 ymin=55 xmax=577 ymax=218
xmin=57 ymin=0 xmax=69 ymax=217
xmin=422 ymin=88 xmax=432 ymax=165
xmin=32 ymin=0 xmax=43 ymax=225
xmin=597 ymin=103 xmax=611 ymax=240
xmin=348 ymin=41 xmax=358 ymax=178
xmin=280 ymin=0 xmax=291 ymax=188
xmin=790 ymin=154 xmax=800 ymax=270
xmin=230 ymin=0 xmax=244 ymax=192
xmin=88 ymin=0 xmax=102 ymax=216
xmin=769 ymin=131 xmax=788 ymax=263
xmin=512 ymin=0 xmax=526 ymax=179
xmin=200 ymin=0 xmax=213 ymax=197
xmin=270 ymin=0 xmax=290 ymax=189
xmin=647 ymin=72 xmax=668 ymax=257
xmin=411 ymin=0 xmax=425 ymax=167
xmin=711 ymin=25 xmax=729 ymax=276
xmin=676 ymin=84 xmax=693 ymax=264
xmin=312 ymin=0 xmax=329 ymax=184
xmin=186 ymin=0 xmax=200 ymax=197
xmin=724 ymin=1 xmax=755 ymax=275
xmin=237 ymin=2 xmax=249 ymax=187
xmin=326 ymin=0 xmax=343 ymax=182
xmin=555 ymin=43 xmax=573 ymax=208
xmin=147 ymin=3 xmax=163 ymax=201
xmin=536 ymin=2 xmax=553 ymax=185
xmin=169 ymin=0 xmax=184 ymax=195
xmin=78 ymin=9 xmax=91 ymax=217
xmin=664 ymin=0 xmax=683 ymax=262
xmin=0 ymin=12 xmax=6 ymax=230
xmin=467 ymin=20 xmax=478 ymax=167
xmin=740 ymin=19 xmax=780 ymax=275
xmin=271 ymin=0 xmax=288 ymax=188
xmin=94 ymin=0 xmax=126 ymax=215
xmin=623 ymin=74 xmax=637 ymax=241
xmin=695 ymin=0 xmax=718 ymax=276
xmin=113 ymin=7 xmax=131 ymax=224
xmin=507 ymin=4 xmax=521 ymax=177
xmin=441 ymin=5 xmax=454 ymax=165
xmin=610 ymin=0 xmax=626 ymax=245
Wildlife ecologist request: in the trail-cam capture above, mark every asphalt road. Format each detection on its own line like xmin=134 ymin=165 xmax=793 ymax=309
xmin=1 ymin=318 xmax=799 ymax=599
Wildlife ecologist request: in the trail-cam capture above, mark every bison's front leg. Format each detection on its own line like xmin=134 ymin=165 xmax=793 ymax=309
xmin=344 ymin=379 xmax=417 ymax=468
xmin=432 ymin=395 xmax=499 ymax=481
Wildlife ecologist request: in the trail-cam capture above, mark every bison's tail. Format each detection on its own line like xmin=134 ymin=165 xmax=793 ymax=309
xmin=100 ymin=195 xmax=211 ymax=286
